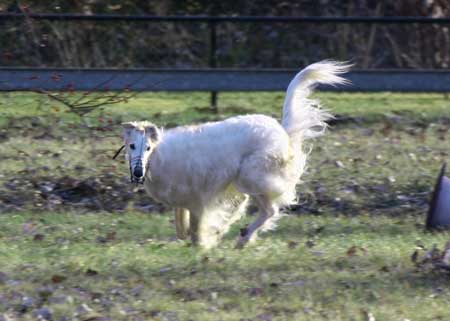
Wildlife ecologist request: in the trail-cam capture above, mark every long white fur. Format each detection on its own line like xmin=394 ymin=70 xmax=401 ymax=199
xmin=122 ymin=60 xmax=350 ymax=248
xmin=282 ymin=60 xmax=350 ymax=141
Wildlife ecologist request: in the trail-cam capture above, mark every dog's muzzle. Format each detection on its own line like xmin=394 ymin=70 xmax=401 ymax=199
xmin=133 ymin=166 xmax=143 ymax=178
xmin=130 ymin=161 xmax=145 ymax=184
xmin=130 ymin=172 xmax=145 ymax=184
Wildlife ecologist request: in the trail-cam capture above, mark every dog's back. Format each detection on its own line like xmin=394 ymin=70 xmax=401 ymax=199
xmin=146 ymin=114 xmax=291 ymax=208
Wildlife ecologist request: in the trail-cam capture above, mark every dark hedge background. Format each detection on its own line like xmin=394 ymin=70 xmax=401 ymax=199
xmin=1 ymin=0 xmax=449 ymax=69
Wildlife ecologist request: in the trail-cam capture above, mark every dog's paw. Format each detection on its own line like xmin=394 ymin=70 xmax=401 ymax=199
xmin=235 ymin=235 xmax=253 ymax=249
xmin=235 ymin=238 xmax=246 ymax=249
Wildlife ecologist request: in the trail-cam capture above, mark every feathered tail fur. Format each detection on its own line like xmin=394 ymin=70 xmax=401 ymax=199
xmin=266 ymin=61 xmax=351 ymax=210
xmin=281 ymin=60 xmax=351 ymax=144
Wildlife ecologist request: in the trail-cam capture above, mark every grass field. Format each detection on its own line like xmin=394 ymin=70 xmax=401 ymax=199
xmin=0 ymin=91 xmax=450 ymax=320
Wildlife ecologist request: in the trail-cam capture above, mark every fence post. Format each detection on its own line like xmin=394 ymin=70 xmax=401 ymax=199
xmin=209 ymin=20 xmax=218 ymax=112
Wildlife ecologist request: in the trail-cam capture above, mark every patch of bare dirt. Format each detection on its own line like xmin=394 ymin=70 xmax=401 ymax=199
xmin=0 ymin=172 xmax=166 ymax=213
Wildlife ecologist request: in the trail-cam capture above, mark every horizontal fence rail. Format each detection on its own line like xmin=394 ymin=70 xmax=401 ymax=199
xmin=1 ymin=14 xmax=449 ymax=95
xmin=1 ymin=69 xmax=449 ymax=92
xmin=1 ymin=13 xmax=450 ymax=24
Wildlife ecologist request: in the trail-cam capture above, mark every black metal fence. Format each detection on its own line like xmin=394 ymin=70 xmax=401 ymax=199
xmin=2 ymin=13 xmax=450 ymax=69
xmin=1 ymin=14 xmax=449 ymax=107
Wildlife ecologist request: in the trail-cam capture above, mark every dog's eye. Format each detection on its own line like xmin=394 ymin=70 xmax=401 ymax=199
xmin=130 ymin=144 xmax=135 ymax=150
xmin=146 ymin=146 xmax=151 ymax=151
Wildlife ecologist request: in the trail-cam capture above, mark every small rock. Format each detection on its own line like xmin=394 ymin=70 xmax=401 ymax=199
xmin=161 ymin=311 xmax=178 ymax=321
xmin=335 ymin=160 xmax=345 ymax=168
xmin=131 ymin=285 xmax=144 ymax=297
xmin=33 ymin=307 xmax=53 ymax=320
xmin=159 ymin=266 xmax=172 ymax=274
xmin=210 ymin=292 xmax=218 ymax=300
xmin=18 ymin=296 xmax=35 ymax=312
xmin=283 ymin=280 xmax=305 ymax=287
xmin=76 ymin=303 xmax=93 ymax=316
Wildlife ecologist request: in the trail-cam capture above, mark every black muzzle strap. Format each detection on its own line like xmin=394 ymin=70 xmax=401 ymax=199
xmin=112 ymin=145 xmax=125 ymax=160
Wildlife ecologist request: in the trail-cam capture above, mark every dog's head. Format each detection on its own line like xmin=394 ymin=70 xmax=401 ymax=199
xmin=121 ymin=121 xmax=161 ymax=184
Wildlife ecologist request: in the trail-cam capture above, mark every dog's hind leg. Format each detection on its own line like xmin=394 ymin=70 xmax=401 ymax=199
xmin=175 ymin=208 xmax=190 ymax=240
xmin=235 ymin=195 xmax=279 ymax=249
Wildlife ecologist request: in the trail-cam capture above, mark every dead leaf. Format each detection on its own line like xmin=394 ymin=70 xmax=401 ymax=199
xmin=305 ymin=240 xmax=315 ymax=248
xmin=379 ymin=266 xmax=390 ymax=272
xmin=380 ymin=121 xmax=393 ymax=136
xmin=85 ymin=269 xmax=98 ymax=276
xmin=96 ymin=231 xmax=117 ymax=244
xmin=347 ymin=246 xmax=367 ymax=257
xmin=248 ymin=287 xmax=264 ymax=297
xmin=83 ymin=316 xmax=108 ymax=321
xmin=148 ymin=310 xmax=161 ymax=318
xmin=51 ymin=275 xmax=67 ymax=283
xmin=347 ymin=246 xmax=358 ymax=257
xmin=106 ymin=231 xmax=116 ymax=241
xmin=287 ymin=241 xmax=299 ymax=249
xmin=33 ymin=234 xmax=45 ymax=241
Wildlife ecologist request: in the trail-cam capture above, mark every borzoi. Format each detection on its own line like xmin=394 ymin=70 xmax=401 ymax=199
xmin=119 ymin=61 xmax=350 ymax=248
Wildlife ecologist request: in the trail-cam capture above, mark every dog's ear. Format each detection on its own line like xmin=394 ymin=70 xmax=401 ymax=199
xmin=121 ymin=122 xmax=135 ymax=138
xmin=121 ymin=122 xmax=135 ymax=130
xmin=145 ymin=124 xmax=161 ymax=142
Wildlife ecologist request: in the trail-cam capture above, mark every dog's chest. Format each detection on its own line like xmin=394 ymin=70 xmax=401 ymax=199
xmin=143 ymin=169 xmax=200 ymax=207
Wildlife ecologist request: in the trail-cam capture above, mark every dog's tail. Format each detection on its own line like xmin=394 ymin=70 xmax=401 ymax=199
xmin=281 ymin=61 xmax=351 ymax=142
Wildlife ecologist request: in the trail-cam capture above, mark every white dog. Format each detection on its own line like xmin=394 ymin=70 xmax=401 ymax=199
xmin=120 ymin=61 xmax=350 ymax=248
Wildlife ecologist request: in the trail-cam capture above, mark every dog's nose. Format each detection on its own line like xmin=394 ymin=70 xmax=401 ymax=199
xmin=133 ymin=167 xmax=143 ymax=178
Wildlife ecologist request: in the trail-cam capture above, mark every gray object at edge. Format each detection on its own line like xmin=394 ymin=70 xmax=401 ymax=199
xmin=426 ymin=163 xmax=450 ymax=230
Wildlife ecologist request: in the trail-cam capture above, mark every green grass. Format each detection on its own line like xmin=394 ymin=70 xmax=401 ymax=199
xmin=1 ymin=91 xmax=449 ymax=126
xmin=1 ymin=212 xmax=450 ymax=321
xmin=0 ymin=91 xmax=450 ymax=320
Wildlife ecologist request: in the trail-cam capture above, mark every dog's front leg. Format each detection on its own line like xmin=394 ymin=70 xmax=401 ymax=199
xmin=189 ymin=209 xmax=217 ymax=249
xmin=189 ymin=211 xmax=204 ymax=246
xmin=175 ymin=208 xmax=190 ymax=240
